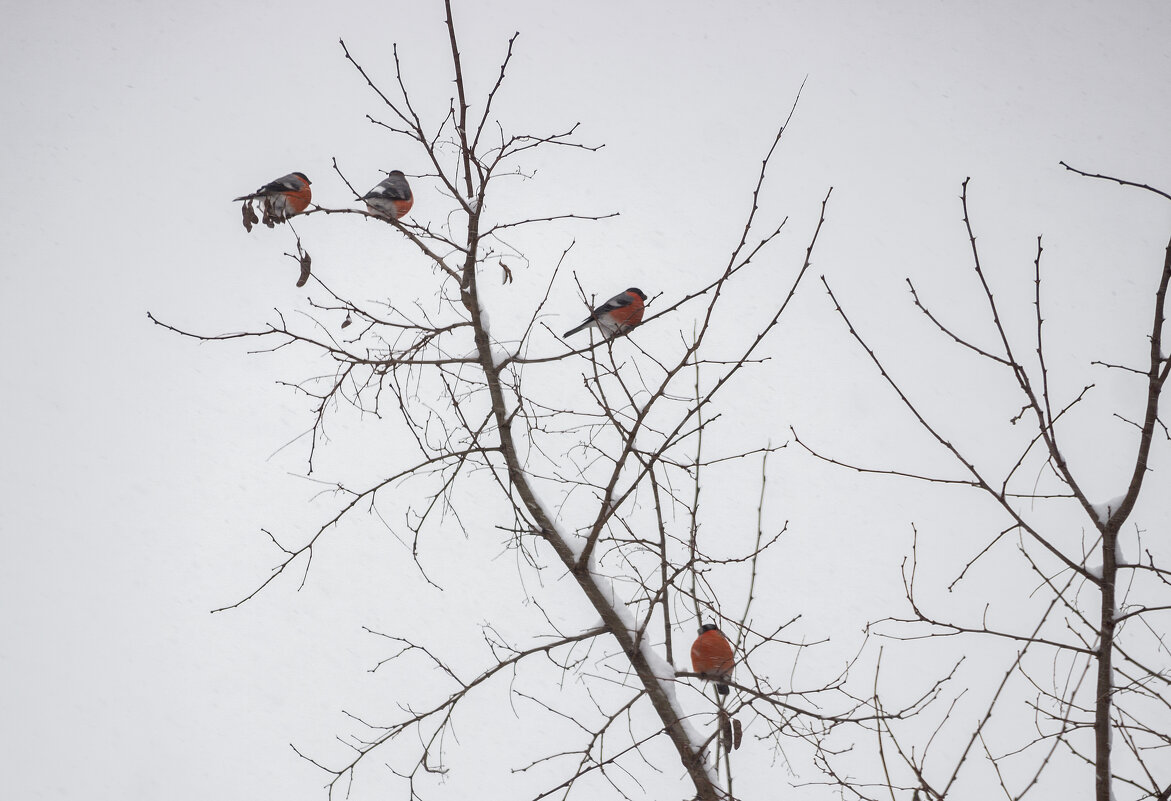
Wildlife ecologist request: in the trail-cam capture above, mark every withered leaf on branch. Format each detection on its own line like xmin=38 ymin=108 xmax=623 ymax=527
xmin=341 ymin=312 xmax=352 ymax=329
xmin=732 ymin=717 xmax=743 ymax=750
xmin=719 ymin=709 xmax=734 ymax=755
xmin=296 ymin=251 xmax=312 ymax=287
xmin=499 ymin=259 xmax=513 ymax=285
xmin=241 ymin=200 xmax=259 ymax=232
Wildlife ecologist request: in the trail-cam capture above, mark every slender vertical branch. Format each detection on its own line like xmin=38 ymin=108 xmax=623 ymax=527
xmin=1104 ymin=231 xmax=1171 ymax=528
xmin=648 ymin=466 xmax=675 ymax=666
xmin=443 ymin=0 xmax=476 ymax=200
xmin=737 ymin=448 xmax=771 ymax=640
xmin=690 ymin=336 xmax=705 ymax=625
xmin=1095 ymin=525 xmax=1117 ymax=801
xmin=1033 ymin=235 xmax=1053 ymax=428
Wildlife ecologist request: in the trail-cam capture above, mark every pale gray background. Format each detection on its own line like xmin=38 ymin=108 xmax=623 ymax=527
xmin=3 ymin=1 xmax=1169 ymax=799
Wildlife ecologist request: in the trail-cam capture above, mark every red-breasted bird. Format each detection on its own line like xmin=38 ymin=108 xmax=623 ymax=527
xmin=691 ymin=624 xmax=735 ymax=696
xmin=563 ymin=288 xmax=647 ymax=339
xmin=233 ymin=172 xmax=312 ymax=229
xmin=362 ymin=170 xmax=414 ymax=221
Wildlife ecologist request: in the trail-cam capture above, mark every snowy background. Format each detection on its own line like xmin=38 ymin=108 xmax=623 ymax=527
xmin=3 ymin=1 xmax=1170 ymax=799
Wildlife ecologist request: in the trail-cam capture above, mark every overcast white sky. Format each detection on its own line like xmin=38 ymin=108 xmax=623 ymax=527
xmin=3 ymin=1 xmax=1170 ymax=799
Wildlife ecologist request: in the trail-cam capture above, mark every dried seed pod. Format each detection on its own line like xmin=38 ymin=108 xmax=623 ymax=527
xmin=241 ymin=200 xmax=259 ymax=232
xmin=296 ymin=251 xmax=312 ymax=287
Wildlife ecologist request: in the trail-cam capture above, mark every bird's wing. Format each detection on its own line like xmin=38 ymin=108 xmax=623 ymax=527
xmin=593 ymin=291 xmax=635 ymax=315
xmin=257 ymin=173 xmax=306 ymax=194
xmin=235 ymin=173 xmax=304 ymax=201
xmin=364 ymin=175 xmax=411 ymax=201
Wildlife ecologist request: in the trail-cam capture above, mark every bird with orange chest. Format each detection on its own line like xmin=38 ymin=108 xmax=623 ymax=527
xmin=361 ymin=170 xmax=414 ymax=221
xmin=691 ymin=623 xmax=735 ymax=696
xmin=233 ymin=172 xmax=312 ymax=230
xmin=563 ymin=288 xmax=647 ymax=339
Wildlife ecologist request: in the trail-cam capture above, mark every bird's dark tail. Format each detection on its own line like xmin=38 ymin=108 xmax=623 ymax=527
xmin=717 ymin=682 xmax=729 ymax=696
xmin=563 ymin=321 xmax=590 ymax=338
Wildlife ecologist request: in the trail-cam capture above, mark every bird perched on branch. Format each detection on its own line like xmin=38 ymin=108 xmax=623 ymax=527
xmin=362 ymin=170 xmax=414 ymax=221
xmin=233 ymin=172 xmax=312 ymax=230
xmin=691 ymin=623 xmax=735 ymax=696
xmin=563 ymin=288 xmax=647 ymax=339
